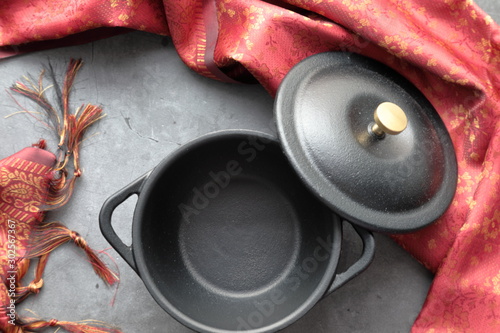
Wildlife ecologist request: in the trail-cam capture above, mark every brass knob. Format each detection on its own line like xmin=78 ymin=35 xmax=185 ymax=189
xmin=371 ymin=102 xmax=408 ymax=136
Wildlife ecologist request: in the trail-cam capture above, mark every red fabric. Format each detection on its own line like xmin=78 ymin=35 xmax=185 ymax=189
xmin=0 ymin=148 xmax=55 ymax=328
xmin=0 ymin=147 xmax=55 ymax=259
xmin=1 ymin=0 xmax=500 ymax=331
xmin=0 ymin=147 xmax=123 ymax=333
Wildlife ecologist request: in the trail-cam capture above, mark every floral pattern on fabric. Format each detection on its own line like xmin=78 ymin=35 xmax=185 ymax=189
xmin=0 ymin=149 xmax=54 ymax=329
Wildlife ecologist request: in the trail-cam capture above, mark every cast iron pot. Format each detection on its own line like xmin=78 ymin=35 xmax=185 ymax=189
xmin=100 ymin=130 xmax=375 ymax=333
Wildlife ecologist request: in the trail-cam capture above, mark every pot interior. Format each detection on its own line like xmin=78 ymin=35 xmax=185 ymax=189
xmin=135 ymin=132 xmax=340 ymax=332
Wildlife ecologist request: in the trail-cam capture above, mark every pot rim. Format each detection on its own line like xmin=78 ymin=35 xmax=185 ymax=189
xmin=131 ymin=129 xmax=344 ymax=333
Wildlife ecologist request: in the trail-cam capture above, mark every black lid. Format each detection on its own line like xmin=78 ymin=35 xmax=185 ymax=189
xmin=275 ymin=52 xmax=457 ymax=233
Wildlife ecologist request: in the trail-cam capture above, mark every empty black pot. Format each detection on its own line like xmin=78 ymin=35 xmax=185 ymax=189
xmin=100 ymin=130 xmax=374 ymax=333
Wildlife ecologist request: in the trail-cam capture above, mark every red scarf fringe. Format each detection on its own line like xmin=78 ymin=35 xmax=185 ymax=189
xmin=8 ymin=318 xmax=122 ymax=333
xmin=26 ymin=222 xmax=119 ymax=285
xmin=4 ymin=59 xmax=121 ymax=332
xmin=10 ymin=59 xmax=106 ymax=211
xmin=14 ymin=255 xmax=48 ymax=302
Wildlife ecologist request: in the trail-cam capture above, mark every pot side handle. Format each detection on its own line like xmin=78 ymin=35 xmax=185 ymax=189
xmin=99 ymin=173 xmax=149 ymax=274
xmin=325 ymin=224 xmax=375 ymax=296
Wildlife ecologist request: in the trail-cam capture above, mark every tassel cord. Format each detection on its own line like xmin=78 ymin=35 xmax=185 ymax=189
xmin=14 ymin=318 xmax=122 ymax=333
xmin=11 ymin=59 xmax=105 ymax=211
xmin=26 ymin=222 xmax=119 ymax=286
xmin=14 ymin=255 xmax=49 ymax=302
xmin=5 ymin=58 xmax=120 ymax=333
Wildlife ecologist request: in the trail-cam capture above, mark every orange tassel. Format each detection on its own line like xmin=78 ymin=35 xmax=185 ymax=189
xmin=6 ymin=59 xmax=119 ymax=333
xmin=45 ymin=103 xmax=104 ymax=209
xmin=69 ymin=104 xmax=105 ymax=172
xmin=17 ymin=318 xmax=122 ymax=333
xmin=10 ymin=71 xmax=62 ymax=136
xmin=58 ymin=59 xmax=83 ymax=150
xmin=15 ymin=255 xmax=49 ymax=302
xmin=11 ymin=59 xmax=106 ymax=211
xmin=45 ymin=173 xmax=77 ymax=210
xmin=27 ymin=222 xmax=119 ymax=285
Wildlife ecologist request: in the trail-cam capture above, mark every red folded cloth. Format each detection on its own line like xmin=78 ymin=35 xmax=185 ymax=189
xmin=1 ymin=0 xmax=499 ymax=331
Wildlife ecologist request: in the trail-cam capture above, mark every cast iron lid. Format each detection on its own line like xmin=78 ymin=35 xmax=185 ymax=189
xmin=275 ymin=52 xmax=458 ymax=233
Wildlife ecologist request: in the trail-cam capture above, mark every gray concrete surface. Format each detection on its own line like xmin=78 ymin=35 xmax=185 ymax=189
xmin=0 ymin=2 xmax=497 ymax=332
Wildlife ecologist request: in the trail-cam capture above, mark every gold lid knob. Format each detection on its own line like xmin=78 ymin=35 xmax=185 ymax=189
xmin=371 ymin=102 xmax=408 ymax=136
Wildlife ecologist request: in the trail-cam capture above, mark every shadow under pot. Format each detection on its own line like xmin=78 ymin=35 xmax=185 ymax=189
xmin=100 ymin=130 xmax=374 ymax=333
